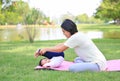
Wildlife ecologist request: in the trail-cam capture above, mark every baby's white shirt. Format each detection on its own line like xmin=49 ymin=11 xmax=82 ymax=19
xmin=43 ymin=56 xmax=64 ymax=68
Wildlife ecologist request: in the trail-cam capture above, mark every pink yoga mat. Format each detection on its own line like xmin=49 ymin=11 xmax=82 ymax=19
xmin=35 ymin=59 xmax=120 ymax=71
xmin=106 ymin=59 xmax=120 ymax=71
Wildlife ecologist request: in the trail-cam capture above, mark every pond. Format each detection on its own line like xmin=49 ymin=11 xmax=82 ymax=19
xmin=0 ymin=25 xmax=103 ymax=42
xmin=39 ymin=28 xmax=103 ymax=40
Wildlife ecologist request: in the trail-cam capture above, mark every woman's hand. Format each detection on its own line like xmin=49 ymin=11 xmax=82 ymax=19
xmin=39 ymin=48 xmax=47 ymax=55
xmin=34 ymin=48 xmax=48 ymax=58
xmin=34 ymin=49 xmax=41 ymax=58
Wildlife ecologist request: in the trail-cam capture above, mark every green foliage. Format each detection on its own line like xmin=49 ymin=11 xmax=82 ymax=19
xmin=0 ymin=0 xmax=49 ymax=25
xmin=0 ymin=13 xmax=5 ymax=24
xmin=95 ymin=0 xmax=120 ymax=24
xmin=76 ymin=14 xmax=89 ymax=23
xmin=75 ymin=14 xmax=104 ymax=24
xmin=4 ymin=11 xmax=22 ymax=24
xmin=0 ymin=0 xmax=29 ymax=25
xmin=104 ymin=31 xmax=120 ymax=39
xmin=24 ymin=8 xmax=46 ymax=25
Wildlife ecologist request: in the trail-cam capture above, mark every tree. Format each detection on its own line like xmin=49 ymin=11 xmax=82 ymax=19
xmin=0 ymin=0 xmax=50 ymax=43
xmin=24 ymin=8 xmax=49 ymax=43
xmin=0 ymin=0 xmax=29 ymax=25
xmin=75 ymin=14 xmax=89 ymax=23
xmin=0 ymin=0 xmax=5 ymax=24
xmin=75 ymin=14 xmax=103 ymax=24
xmin=95 ymin=0 xmax=120 ymax=24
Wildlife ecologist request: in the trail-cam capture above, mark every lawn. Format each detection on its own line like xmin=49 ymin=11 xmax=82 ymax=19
xmin=0 ymin=39 xmax=120 ymax=81
xmin=77 ymin=24 xmax=120 ymax=31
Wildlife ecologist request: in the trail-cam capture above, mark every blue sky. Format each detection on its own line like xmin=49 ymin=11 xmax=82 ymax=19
xmin=24 ymin=0 xmax=102 ymax=18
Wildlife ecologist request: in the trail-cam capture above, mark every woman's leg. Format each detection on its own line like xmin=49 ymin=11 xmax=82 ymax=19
xmin=74 ymin=57 xmax=84 ymax=63
xmin=69 ymin=62 xmax=100 ymax=72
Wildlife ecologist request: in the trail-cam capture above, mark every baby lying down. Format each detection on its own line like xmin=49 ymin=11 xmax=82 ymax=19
xmin=35 ymin=49 xmax=64 ymax=68
xmin=39 ymin=56 xmax=64 ymax=68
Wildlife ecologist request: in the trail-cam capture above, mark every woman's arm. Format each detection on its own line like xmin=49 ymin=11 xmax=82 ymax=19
xmin=40 ymin=43 xmax=68 ymax=55
xmin=34 ymin=43 xmax=68 ymax=58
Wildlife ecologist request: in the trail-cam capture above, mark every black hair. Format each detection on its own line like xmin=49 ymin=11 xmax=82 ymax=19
xmin=39 ymin=58 xmax=46 ymax=66
xmin=61 ymin=19 xmax=78 ymax=35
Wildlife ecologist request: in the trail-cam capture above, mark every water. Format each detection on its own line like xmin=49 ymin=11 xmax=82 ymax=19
xmin=86 ymin=31 xmax=103 ymax=39
xmin=39 ymin=28 xmax=103 ymax=40
xmin=39 ymin=27 xmax=66 ymax=40
xmin=0 ymin=26 xmax=103 ymax=41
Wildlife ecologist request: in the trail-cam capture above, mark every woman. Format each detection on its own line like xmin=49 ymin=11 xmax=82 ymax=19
xmin=35 ymin=19 xmax=107 ymax=72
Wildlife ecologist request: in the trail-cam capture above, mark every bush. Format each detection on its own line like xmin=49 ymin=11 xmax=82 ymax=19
xmin=103 ymin=31 xmax=120 ymax=39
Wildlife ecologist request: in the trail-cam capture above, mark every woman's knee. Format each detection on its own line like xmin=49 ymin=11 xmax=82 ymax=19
xmin=69 ymin=65 xmax=77 ymax=72
xmin=74 ymin=57 xmax=84 ymax=63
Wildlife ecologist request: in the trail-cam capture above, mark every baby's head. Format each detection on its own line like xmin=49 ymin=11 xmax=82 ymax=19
xmin=39 ymin=58 xmax=50 ymax=66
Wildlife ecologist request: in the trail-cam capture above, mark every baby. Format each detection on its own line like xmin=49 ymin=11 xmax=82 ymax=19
xmin=39 ymin=56 xmax=64 ymax=68
xmin=36 ymin=49 xmax=64 ymax=68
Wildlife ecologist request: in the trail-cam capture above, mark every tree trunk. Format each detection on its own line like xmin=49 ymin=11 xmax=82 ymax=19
xmin=115 ymin=19 xmax=120 ymax=25
xmin=25 ymin=25 xmax=36 ymax=43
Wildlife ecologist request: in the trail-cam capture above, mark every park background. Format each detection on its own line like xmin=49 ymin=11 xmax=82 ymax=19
xmin=0 ymin=0 xmax=120 ymax=81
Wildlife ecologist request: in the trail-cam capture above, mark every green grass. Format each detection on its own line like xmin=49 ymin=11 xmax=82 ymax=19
xmin=0 ymin=39 xmax=120 ymax=81
xmin=77 ymin=24 xmax=120 ymax=32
